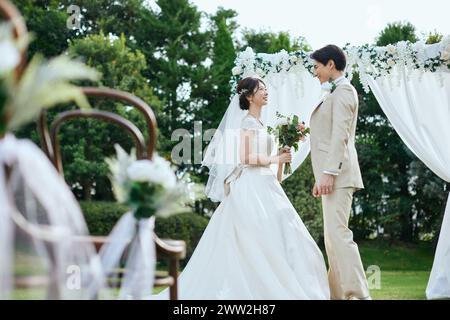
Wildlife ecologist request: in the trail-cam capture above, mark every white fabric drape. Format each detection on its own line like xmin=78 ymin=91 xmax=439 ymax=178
xmin=0 ymin=134 xmax=105 ymax=299
xmin=99 ymin=212 xmax=156 ymax=299
xmin=367 ymin=68 xmax=450 ymax=299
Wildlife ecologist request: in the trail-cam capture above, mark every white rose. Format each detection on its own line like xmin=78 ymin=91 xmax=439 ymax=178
xmin=387 ymin=58 xmax=395 ymax=67
xmin=289 ymin=55 xmax=298 ymax=63
xmin=0 ymin=40 xmax=20 ymax=75
xmin=231 ymin=66 xmax=242 ymax=76
xmin=127 ymin=156 xmax=176 ymax=189
xmin=274 ymin=118 xmax=289 ymax=127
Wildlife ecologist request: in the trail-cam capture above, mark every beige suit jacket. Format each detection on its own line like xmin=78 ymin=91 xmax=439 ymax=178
xmin=310 ymin=82 xmax=364 ymax=190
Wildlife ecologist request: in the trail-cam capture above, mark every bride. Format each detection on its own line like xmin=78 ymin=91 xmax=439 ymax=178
xmin=156 ymin=77 xmax=330 ymax=299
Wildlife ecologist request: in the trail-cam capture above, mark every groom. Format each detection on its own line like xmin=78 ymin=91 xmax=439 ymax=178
xmin=308 ymin=45 xmax=370 ymax=300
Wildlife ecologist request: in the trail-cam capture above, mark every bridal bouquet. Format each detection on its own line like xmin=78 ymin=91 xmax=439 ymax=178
xmin=267 ymin=112 xmax=310 ymax=175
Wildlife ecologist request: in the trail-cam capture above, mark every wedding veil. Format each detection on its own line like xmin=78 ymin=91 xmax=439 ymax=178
xmin=201 ymin=95 xmax=248 ymax=202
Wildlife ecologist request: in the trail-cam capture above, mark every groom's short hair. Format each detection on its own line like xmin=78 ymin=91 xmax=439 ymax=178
xmin=310 ymin=45 xmax=346 ymax=71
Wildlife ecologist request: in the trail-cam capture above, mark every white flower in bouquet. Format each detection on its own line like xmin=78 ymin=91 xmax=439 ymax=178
xmin=273 ymin=117 xmax=289 ymax=127
xmin=0 ymin=40 xmax=20 ymax=75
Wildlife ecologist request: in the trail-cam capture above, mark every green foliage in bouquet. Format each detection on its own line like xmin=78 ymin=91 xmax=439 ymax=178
xmin=267 ymin=111 xmax=310 ymax=175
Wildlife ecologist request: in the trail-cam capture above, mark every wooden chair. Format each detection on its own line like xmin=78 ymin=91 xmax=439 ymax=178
xmin=1 ymin=0 xmax=185 ymax=300
xmin=37 ymin=87 xmax=186 ymax=300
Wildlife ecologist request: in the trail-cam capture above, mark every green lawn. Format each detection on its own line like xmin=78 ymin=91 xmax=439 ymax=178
xmin=358 ymin=240 xmax=433 ymax=300
xmin=358 ymin=240 xmax=433 ymax=271
xmin=369 ymin=271 xmax=429 ymax=300
xmin=11 ymin=240 xmax=436 ymax=300
xmin=153 ymin=240 xmax=435 ymax=299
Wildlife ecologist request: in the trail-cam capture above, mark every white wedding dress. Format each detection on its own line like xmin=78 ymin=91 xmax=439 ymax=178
xmin=155 ymin=115 xmax=330 ymax=300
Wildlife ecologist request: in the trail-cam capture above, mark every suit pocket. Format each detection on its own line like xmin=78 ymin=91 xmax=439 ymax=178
xmin=318 ymin=141 xmax=330 ymax=152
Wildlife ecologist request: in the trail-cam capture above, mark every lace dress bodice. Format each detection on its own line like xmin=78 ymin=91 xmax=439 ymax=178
xmin=240 ymin=115 xmax=274 ymax=158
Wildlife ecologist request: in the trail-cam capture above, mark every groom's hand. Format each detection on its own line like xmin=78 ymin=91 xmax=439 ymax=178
xmin=312 ymin=183 xmax=320 ymax=198
xmin=318 ymin=173 xmax=335 ymax=196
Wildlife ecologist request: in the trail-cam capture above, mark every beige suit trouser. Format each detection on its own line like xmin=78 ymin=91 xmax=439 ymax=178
xmin=322 ymin=187 xmax=370 ymax=300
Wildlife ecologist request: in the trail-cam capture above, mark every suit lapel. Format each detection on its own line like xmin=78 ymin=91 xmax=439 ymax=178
xmin=311 ymin=92 xmax=331 ymax=116
xmin=311 ymin=100 xmax=323 ymax=116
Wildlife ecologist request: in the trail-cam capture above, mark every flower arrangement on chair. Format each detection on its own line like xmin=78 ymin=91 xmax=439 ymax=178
xmin=99 ymin=144 xmax=202 ymax=299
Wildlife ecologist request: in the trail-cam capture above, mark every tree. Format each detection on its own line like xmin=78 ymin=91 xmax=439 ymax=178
xmin=241 ymin=29 xmax=311 ymax=53
xmin=12 ymin=0 xmax=78 ymax=58
xmin=57 ymin=33 xmax=161 ymax=200
xmin=206 ymin=8 xmax=237 ymax=129
xmin=132 ymin=0 xmax=211 ymax=135
xmin=13 ymin=0 xmax=153 ymax=58
xmin=376 ymin=21 xmax=418 ymax=45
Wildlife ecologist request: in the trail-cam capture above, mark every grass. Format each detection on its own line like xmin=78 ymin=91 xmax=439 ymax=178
xmin=358 ymin=240 xmax=433 ymax=271
xmin=152 ymin=240 xmax=435 ymax=299
xmin=10 ymin=240 xmax=435 ymax=300
xmin=357 ymin=240 xmax=433 ymax=300
xmin=369 ymin=271 xmax=430 ymax=300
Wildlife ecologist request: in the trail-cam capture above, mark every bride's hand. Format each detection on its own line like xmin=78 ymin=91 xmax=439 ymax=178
xmin=278 ymin=146 xmax=290 ymax=155
xmin=278 ymin=151 xmax=292 ymax=164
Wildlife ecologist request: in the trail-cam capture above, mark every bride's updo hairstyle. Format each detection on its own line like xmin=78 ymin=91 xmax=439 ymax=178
xmin=236 ymin=77 xmax=266 ymax=110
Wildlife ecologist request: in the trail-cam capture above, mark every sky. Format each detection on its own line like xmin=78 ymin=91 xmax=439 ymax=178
xmin=190 ymin=0 xmax=450 ymax=49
